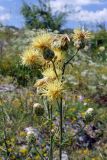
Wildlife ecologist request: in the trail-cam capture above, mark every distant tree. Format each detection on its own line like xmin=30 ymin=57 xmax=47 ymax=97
xmin=21 ymin=0 xmax=67 ymax=31
xmin=97 ymin=22 xmax=106 ymax=31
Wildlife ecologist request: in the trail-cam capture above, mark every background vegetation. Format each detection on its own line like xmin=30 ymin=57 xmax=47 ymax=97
xmin=0 ymin=0 xmax=107 ymax=159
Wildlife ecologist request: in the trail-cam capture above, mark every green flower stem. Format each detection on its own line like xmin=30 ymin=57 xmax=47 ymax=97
xmin=34 ymin=145 xmax=46 ymax=160
xmin=50 ymin=104 xmax=53 ymax=160
xmin=59 ymin=97 xmax=63 ymax=160
xmin=62 ymin=49 xmax=79 ymax=78
xmin=51 ymin=60 xmax=58 ymax=79
xmin=47 ymin=100 xmax=50 ymax=119
xmin=57 ymin=99 xmax=63 ymax=160
xmin=27 ymin=143 xmax=46 ymax=160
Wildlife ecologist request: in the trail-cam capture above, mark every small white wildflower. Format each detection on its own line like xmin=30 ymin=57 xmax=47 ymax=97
xmin=85 ymin=108 xmax=94 ymax=115
xmin=62 ymin=151 xmax=68 ymax=160
xmin=25 ymin=127 xmax=38 ymax=137
xmin=102 ymin=74 xmax=107 ymax=80
xmin=84 ymin=45 xmax=89 ymax=51
xmin=99 ymin=46 xmax=105 ymax=52
xmin=84 ymin=102 xmax=87 ymax=106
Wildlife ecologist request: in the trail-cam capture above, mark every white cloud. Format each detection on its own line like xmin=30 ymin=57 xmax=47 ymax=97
xmin=50 ymin=0 xmax=101 ymax=12
xmin=72 ymin=0 xmax=101 ymax=5
xmin=0 ymin=5 xmax=11 ymax=22
xmin=68 ymin=8 xmax=107 ymax=23
xmin=0 ymin=13 xmax=11 ymax=21
xmin=50 ymin=0 xmax=107 ymax=23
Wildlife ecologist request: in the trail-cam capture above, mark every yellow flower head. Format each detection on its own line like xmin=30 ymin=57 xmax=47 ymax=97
xmin=19 ymin=145 xmax=28 ymax=156
xmin=42 ymin=80 xmax=64 ymax=101
xmin=34 ymin=77 xmax=49 ymax=88
xmin=21 ymin=48 xmax=40 ymax=66
xmin=72 ymin=28 xmax=92 ymax=41
xmin=53 ymin=49 xmax=65 ymax=62
xmin=31 ymin=33 xmax=52 ymax=50
xmin=43 ymin=67 xmax=62 ymax=80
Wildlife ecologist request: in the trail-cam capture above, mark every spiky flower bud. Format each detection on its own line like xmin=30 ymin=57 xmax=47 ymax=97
xmin=33 ymin=103 xmax=44 ymax=116
xmin=61 ymin=34 xmax=70 ymax=51
xmin=43 ymin=47 xmax=55 ymax=61
xmin=74 ymin=40 xmax=85 ymax=50
xmin=85 ymin=108 xmax=94 ymax=122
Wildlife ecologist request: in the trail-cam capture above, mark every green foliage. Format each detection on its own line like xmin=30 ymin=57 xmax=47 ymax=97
xmin=21 ymin=0 xmax=66 ymax=31
xmin=0 ymin=54 xmax=42 ymax=86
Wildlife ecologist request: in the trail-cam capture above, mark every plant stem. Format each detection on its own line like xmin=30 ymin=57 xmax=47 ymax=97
xmin=47 ymin=100 xmax=50 ymax=119
xmin=57 ymin=99 xmax=63 ymax=160
xmin=59 ymin=98 xmax=63 ymax=160
xmin=62 ymin=49 xmax=79 ymax=78
xmin=34 ymin=145 xmax=46 ymax=160
xmin=29 ymin=143 xmax=46 ymax=160
xmin=51 ymin=60 xmax=58 ymax=79
xmin=50 ymin=104 xmax=53 ymax=160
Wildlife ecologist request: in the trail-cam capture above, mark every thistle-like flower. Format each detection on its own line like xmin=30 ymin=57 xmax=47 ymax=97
xmin=72 ymin=28 xmax=92 ymax=42
xmin=33 ymin=103 xmax=44 ymax=116
xmin=34 ymin=77 xmax=49 ymax=88
xmin=43 ymin=47 xmax=55 ymax=61
xmin=21 ymin=48 xmax=40 ymax=66
xmin=31 ymin=33 xmax=52 ymax=50
xmin=52 ymin=34 xmax=70 ymax=51
xmin=42 ymin=80 xmax=64 ymax=101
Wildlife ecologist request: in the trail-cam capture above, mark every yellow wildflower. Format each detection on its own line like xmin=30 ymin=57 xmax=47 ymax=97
xmin=10 ymin=155 xmax=16 ymax=160
xmin=91 ymin=158 xmax=101 ymax=160
xmin=31 ymin=33 xmax=52 ymax=50
xmin=8 ymin=148 xmax=13 ymax=152
xmin=82 ymin=149 xmax=90 ymax=155
xmin=19 ymin=146 xmax=28 ymax=156
xmin=11 ymin=138 xmax=15 ymax=143
xmin=34 ymin=155 xmax=41 ymax=160
xmin=42 ymin=80 xmax=64 ymax=101
xmin=34 ymin=77 xmax=49 ymax=88
xmin=21 ymin=48 xmax=40 ymax=66
xmin=19 ymin=131 xmax=26 ymax=137
xmin=72 ymin=28 xmax=92 ymax=41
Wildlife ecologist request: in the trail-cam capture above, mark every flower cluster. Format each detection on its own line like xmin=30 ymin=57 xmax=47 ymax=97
xmin=21 ymin=29 xmax=92 ymax=102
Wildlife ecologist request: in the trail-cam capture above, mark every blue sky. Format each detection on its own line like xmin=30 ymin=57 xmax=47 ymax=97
xmin=0 ymin=0 xmax=107 ymax=28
